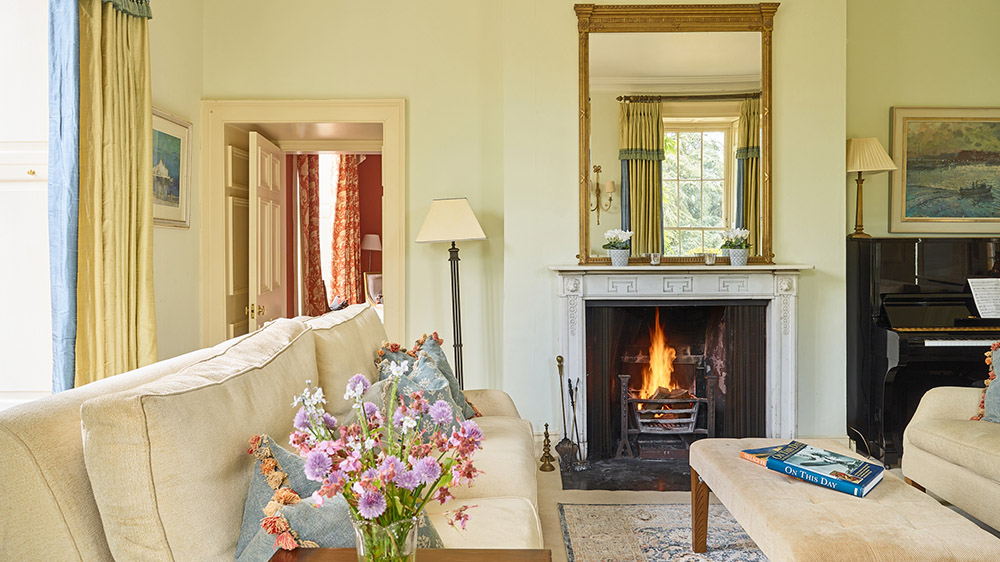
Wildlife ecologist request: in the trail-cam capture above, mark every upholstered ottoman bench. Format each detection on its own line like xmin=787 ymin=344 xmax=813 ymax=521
xmin=690 ymin=438 xmax=1000 ymax=561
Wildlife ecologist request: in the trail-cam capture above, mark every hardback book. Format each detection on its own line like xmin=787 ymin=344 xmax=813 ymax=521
xmin=765 ymin=441 xmax=884 ymax=497
xmin=739 ymin=445 xmax=784 ymax=467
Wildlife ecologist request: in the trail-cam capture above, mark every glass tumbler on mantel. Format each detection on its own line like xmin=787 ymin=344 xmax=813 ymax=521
xmin=351 ymin=515 xmax=419 ymax=562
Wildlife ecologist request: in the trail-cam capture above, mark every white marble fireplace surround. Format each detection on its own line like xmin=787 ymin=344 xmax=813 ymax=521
xmin=551 ymin=264 xmax=812 ymax=457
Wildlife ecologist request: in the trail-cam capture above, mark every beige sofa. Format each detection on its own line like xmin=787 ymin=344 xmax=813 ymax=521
xmin=0 ymin=304 xmax=542 ymax=561
xmin=902 ymin=385 xmax=1000 ymax=531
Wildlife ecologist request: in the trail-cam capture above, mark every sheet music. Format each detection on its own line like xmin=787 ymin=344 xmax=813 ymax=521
xmin=969 ymin=278 xmax=1000 ymax=318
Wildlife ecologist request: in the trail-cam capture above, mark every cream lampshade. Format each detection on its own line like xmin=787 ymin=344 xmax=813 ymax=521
xmin=846 ymin=137 xmax=897 ymax=238
xmin=361 ymin=234 xmax=382 ymax=251
xmin=415 ymin=198 xmax=487 ymax=387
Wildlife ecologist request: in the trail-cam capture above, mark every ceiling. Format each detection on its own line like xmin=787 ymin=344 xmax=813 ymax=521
xmin=590 ymin=32 xmax=762 ymax=93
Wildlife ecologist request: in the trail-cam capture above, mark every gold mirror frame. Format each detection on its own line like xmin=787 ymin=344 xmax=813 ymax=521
xmin=576 ymin=3 xmax=779 ymax=265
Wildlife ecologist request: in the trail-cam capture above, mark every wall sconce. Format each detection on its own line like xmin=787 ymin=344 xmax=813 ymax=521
xmin=590 ymin=164 xmax=615 ymax=225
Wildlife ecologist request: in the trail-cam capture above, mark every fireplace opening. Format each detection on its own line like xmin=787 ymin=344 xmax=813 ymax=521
xmin=585 ymin=301 xmax=767 ymax=462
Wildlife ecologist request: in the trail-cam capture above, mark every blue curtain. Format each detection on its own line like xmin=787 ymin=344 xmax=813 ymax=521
xmin=620 ymin=160 xmax=631 ymax=231
xmin=48 ymin=0 xmax=80 ymax=393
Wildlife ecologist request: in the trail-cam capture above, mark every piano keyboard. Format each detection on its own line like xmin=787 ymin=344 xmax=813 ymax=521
xmin=923 ymin=338 xmax=997 ymax=347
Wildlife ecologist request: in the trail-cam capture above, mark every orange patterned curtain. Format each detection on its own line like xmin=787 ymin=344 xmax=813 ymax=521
xmin=331 ymin=155 xmax=362 ymax=304
xmin=296 ymin=154 xmax=329 ymax=316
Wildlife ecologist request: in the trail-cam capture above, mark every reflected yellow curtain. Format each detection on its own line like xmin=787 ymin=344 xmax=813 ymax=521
xmin=76 ymin=0 xmax=156 ymax=386
xmin=619 ymin=101 xmax=664 ymax=255
xmin=737 ymin=98 xmax=760 ymax=252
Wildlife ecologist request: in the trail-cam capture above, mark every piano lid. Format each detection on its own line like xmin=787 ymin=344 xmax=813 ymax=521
xmin=881 ymin=292 xmax=981 ymax=330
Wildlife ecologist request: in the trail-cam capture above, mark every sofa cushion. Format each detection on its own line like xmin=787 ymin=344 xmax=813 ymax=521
xmin=413 ymin=334 xmax=477 ymax=419
xmin=906 ymin=418 xmax=1000 ymax=482
xmin=81 ymin=318 xmax=317 ymax=562
xmin=424 ymin=496 xmax=542 ymax=549
xmin=304 ymin=304 xmax=388 ymax=421
xmin=448 ymin=416 xmax=537 ymax=508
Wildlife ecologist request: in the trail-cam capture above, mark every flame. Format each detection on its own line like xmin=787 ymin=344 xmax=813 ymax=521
xmin=639 ymin=309 xmax=678 ymax=399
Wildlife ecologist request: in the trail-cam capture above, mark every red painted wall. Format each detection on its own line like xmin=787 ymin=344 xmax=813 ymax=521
xmin=358 ymin=155 xmax=383 ymax=274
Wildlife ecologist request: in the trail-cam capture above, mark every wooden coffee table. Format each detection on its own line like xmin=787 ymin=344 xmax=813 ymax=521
xmin=270 ymin=548 xmax=552 ymax=561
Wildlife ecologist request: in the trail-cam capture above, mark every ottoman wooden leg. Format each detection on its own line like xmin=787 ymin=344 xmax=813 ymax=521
xmin=905 ymin=477 xmax=926 ymax=493
xmin=691 ymin=467 xmax=709 ymax=553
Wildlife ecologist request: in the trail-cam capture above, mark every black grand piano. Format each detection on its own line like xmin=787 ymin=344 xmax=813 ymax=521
xmin=847 ymin=237 xmax=1000 ymax=466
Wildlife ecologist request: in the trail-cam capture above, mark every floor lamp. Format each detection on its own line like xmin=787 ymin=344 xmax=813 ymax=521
xmin=361 ymin=234 xmax=381 ymax=272
xmin=415 ymin=198 xmax=487 ymax=388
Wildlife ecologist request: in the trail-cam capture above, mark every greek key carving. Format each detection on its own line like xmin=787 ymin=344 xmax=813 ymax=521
xmin=719 ymin=276 xmax=749 ymax=293
xmin=607 ymin=277 xmax=637 ymax=294
xmin=662 ymin=276 xmax=694 ymax=293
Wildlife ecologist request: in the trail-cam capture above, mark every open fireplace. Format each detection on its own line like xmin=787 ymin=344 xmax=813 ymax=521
xmin=585 ymin=301 xmax=767 ymax=460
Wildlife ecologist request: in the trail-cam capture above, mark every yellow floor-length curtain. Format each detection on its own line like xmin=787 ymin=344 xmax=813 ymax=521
xmin=76 ymin=0 xmax=156 ymax=386
xmin=737 ymin=97 xmax=761 ymax=253
xmin=619 ymin=101 xmax=664 ymax=256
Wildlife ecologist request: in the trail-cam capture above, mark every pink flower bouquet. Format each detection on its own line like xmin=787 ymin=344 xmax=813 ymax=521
xmin=289 ymin=365 xmax=482 ymax=560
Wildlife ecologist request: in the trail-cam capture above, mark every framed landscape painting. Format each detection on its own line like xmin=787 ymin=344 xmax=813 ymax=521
xmin=152 ymin=108 xmax=191 ymax=228
xmin=889 ymin=107 xmax=1000 ymax=233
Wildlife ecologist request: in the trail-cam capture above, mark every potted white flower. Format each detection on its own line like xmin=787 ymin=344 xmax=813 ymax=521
xmin=721 ymin=228 xmax=751 ymax=266
xmin=602 ymin=229 xmax=633 ymax=267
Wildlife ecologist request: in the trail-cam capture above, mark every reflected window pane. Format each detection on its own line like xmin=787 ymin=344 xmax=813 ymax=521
xmin=662 ymin=180 xmax=678 ymax=228
xmin=703 ymin=132 xmax=724 ymax=179
xmin=704 ymin=180 xmax=724 ymax=227
xmin=663 ymin=132 xmax=678 ymax=179
xmin=681 ymin=230 xmax=703 ymax=256
xmin=679 ymin=181 xmax=700 ymax=227
xmin=678 ymin=132 xmax=701 ymax=180
xmin=663 ymin=229 xmax=680 ymax=256
xmin=705 ymin=230 xmax=723 ymax=251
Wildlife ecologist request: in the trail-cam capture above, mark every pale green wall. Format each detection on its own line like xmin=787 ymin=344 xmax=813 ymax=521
xmin=150 ymin=0 xmax=205 ymax=360
xmin=589 ymin=91 xmax=624 ymax=254
xmin=847 ymin=0 xmax=1000 ymax=237
xmin=194 ymin=0 xmax=848 ymax=437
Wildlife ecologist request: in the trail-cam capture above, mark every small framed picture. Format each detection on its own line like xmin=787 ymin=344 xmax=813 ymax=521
xmin=152 ymin=108 xmax=191 ymax=228
xmin=889 ymin=106 xmax=1000 ymax=233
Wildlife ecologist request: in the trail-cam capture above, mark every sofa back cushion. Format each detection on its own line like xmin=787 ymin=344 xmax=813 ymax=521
xmin=0 ymin=334 xmax=250 ymax=562
xmin=80 ymin=318 xmax=317 ymax=562
xmin=304 ymin=304 xmax=388 ymax=420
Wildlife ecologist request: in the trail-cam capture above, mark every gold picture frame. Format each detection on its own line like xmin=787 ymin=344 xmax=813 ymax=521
xmin=152 ymin=108 xmax=191 ymax=228
xmin=889 ymin=106 xmax=1000 ymax=233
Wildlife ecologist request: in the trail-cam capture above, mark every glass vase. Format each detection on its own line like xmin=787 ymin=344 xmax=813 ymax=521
xmin=351 ymin=515 xmax=419 ymax=562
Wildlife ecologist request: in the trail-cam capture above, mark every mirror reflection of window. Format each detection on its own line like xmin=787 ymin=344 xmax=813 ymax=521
xmin=662 ymin=128 xmax=729 ymax=256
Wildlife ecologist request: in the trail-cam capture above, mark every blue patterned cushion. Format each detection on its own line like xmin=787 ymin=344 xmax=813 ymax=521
xmin=237 ymin=435 xmax=442 ymax=562
xmin=376 ymin=342 xmax=417 ymax=379
xmin=983 ymin=344 xmax=1000 ymax=423
xmin=416 ymin=335 xmax=477 ymax=419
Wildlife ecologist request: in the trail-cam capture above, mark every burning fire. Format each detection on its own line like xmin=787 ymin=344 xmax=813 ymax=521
xmin=639 ymin=309 xmax=678 ymax=399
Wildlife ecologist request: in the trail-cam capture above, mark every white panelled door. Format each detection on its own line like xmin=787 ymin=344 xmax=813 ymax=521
xmin=248 ymin=132 xmax=286 ymax=331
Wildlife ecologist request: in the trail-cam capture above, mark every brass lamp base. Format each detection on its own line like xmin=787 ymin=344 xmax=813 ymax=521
xmin=848 ymin=171 xmax=870 ymax=238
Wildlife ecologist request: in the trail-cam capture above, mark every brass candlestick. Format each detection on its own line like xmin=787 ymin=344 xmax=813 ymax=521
xmin=539 ymin=424 xmax=555 ymax=472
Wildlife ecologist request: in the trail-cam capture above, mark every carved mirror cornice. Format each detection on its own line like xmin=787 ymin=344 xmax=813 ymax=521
xmin=576 ymin=3 xmax=779 ymax=264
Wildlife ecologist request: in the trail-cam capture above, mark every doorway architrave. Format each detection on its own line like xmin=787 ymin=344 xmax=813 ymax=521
xmin=200 ymin=99 xmax=406 ymax=344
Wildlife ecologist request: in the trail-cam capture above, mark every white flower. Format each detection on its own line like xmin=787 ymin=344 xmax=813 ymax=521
xmin=388 ymin=360 xmax=409 ymax=379
xmin=364 ymin=438 xmax=376 ymax=450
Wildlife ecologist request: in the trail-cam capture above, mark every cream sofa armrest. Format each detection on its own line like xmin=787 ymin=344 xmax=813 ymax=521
xmin=464 ymin=389 xmax=520 ymax=418
xmin=908 ymin=386 xmax=984 ymax=425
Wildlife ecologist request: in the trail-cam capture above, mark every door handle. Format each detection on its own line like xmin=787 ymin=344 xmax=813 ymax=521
xmin=257 ymin=305 xmax=265 ymax=317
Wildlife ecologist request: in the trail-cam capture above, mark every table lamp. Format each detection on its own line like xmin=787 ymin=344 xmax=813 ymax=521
xmin=361 ymin=234 xmax=381 ymax=272
xmin=846 ymin=137 xmax=897 ymax=238
xmin=415 ymin=198 xmax=487 ymax=387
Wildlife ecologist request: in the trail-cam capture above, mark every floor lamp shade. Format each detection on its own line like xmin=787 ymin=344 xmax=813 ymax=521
xmin=415 ymin=198 xmax=487 ymax=243
xmin=416 ymin=198 xmax=487 ymax=388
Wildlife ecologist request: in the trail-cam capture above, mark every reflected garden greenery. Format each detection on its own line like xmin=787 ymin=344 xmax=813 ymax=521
xmin=662 ymin=130 xmax=726 ymax=256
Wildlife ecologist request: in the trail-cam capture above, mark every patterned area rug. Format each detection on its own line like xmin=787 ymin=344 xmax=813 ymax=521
xmin=559 ymin=503 xmax=767 ymax=562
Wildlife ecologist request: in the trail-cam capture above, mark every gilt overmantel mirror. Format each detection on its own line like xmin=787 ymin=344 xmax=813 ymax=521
xmin=576 ymin=3 xmax=779 ymax=264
